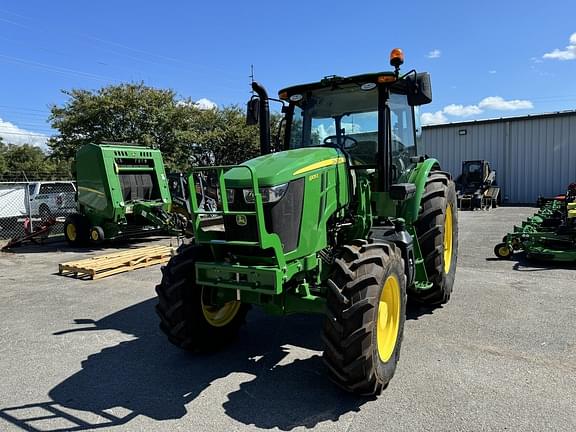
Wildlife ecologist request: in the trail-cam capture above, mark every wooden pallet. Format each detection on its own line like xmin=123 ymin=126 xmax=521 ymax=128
xmin=58 ymin=245 xmax=174 ymax=280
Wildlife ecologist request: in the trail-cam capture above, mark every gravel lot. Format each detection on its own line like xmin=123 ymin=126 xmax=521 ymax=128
xmin=1 ymin=207 xmax=575 ymax=432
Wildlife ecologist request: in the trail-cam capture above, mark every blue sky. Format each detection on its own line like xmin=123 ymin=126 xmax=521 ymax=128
xmin=0 ymin=0 xmax=575 ymax=148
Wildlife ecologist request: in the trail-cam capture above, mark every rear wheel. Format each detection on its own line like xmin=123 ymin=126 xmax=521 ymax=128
xmin=322 ymin=240 xmax=407 ymax=395
xmin=39 ymin=204 xmax=52 ymax=223
xmin=155 ymin=244 xmax=249 ymax=352
xmin=412 ymin=171 xmax=458 ymax=305
xmin=64 ymin=213 xmax=88 ymax=246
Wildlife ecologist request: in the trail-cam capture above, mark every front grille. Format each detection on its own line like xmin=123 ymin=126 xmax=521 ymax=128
xmin=224 ymin=178 xmax=304 ymax=252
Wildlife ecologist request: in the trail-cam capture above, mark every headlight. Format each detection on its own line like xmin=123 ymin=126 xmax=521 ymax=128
xmin=243 ymin=183 xmax=288 ymax=204
xmin=226 ymin=189 xmax=235 ymax=203
xmin=217 ymin=189 xmax=235 ymax=203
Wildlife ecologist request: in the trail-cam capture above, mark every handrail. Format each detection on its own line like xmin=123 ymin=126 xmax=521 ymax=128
xmin=188 ymin=165 xmax=287 ymax=269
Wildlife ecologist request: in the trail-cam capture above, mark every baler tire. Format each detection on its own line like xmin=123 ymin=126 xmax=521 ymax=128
xmin=322 ymin=240 xmax=407 ymax=396
xmin=155 ymin=244 xmax=249 ymax=352
xmin=64 ymin=213 xmax=89 ymax=246
xmin=89 ymin=226 xmax=105 ymax=244
xmin=412 ymin=171 xmax=458 ymax=305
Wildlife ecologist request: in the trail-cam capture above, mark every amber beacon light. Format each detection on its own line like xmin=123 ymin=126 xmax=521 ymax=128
xmin=389 ymin=48 xmax=405 ymax=68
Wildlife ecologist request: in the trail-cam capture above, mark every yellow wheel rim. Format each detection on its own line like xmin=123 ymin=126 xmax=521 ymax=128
xmin=201 ymin=288 xmax=241 ymax=327
xmin=499 ymin=246 xmax=510 ymax=257
xmin=66 ymin=224 xmax=77 ymax=241
xmin=91 ymin=229 xmax=99 ymax=241
xmin=377 ymin=275 xmax=401 ymax=362
xmin=443 ymin=203 xmax=454 ymax=274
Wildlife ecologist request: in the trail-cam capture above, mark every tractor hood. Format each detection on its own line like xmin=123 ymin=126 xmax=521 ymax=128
xmin=224 ymin=147 xmax=345 ymax=188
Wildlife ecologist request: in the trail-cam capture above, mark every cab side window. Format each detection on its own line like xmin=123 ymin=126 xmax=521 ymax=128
xmin=389 ymin=93 xmax=416 ymax=180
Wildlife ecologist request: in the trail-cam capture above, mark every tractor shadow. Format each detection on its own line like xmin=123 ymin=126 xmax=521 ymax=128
xmin=0 ymin=299 xmax=370 ymax=431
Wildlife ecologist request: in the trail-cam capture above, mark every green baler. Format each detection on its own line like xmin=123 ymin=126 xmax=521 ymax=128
xmin=156 ymin=49 xmax=459 ymax=395
xmin=64 ymin=143 xmax=177 ymax=245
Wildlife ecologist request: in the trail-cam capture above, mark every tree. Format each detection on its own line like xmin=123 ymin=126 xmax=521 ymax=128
xmin=0 ymin=142 xmax=69 ymax=180
xmin=48 ymin=82 xmax=261 ymax=171
xmin=49 ymin=83 xmax=183 ymax=161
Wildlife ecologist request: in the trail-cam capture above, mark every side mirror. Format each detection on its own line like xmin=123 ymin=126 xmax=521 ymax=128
xmin=246 ymin=98 xmax=260 ymax=125
xmin=406 ymin=72 xmax=432 ymax=106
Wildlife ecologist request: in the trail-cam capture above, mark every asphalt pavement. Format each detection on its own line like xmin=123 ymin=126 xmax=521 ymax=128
xmin=0 ymin=207 xmax=575 ymax=431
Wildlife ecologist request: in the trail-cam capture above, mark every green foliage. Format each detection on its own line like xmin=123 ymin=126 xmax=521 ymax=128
xmin=0 ymin=142 xmax=70 ymax=180
xmin=48 ymin=82 xmax=262 ymax=171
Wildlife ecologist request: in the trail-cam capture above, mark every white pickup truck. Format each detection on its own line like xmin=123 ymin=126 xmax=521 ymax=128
xmin=0 ymin=181 xmax=76 ymax=219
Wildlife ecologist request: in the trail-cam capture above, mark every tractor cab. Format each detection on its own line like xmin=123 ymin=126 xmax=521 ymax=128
xmin=280 ymin=76 xmax=420 ymax=183
xmin=456 ymin=160 xmax=500 ymax=210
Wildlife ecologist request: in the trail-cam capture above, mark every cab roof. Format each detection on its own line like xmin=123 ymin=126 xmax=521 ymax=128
xmin=278 ymin=71 xmax=408 ymax=98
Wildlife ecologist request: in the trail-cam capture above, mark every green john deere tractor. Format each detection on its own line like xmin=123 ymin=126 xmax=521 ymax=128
xmin=156 ymin=49 xmax=458 ymax=395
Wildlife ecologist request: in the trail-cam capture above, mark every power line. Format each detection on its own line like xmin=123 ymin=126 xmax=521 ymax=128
xmin=0 ymin=130 xmax=49 ymax=137
xmin=0 ymin=8 xmax=243 ymax=83
xmin=0 ymin=53 xmax=117 ymax=83
xmin=0 ymin=104 xmax=50 ymax=113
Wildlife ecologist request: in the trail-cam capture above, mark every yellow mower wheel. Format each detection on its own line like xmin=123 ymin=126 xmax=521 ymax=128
xmin=494 ymin=242 xmax=512 ymax=259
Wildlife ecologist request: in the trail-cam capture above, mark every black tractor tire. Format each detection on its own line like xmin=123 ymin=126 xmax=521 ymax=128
xmin=322 ymin=239 xmax=407 ymax=396
xmin=155 ymin=244 xmax=249 ymax=352
xmin=64 ymin=213 xmax=89 ymax=246
xmin=494 ymin=242 xmax=513 ymax=259
xmin=412 ymin=171 xmax=458 ymax=305
xmin=89 ymin=226 xmax=105 ymax=244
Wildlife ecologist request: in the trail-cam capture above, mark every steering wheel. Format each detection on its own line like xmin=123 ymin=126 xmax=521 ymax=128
xmin=323 ymin=135 xmax=358 ymax=149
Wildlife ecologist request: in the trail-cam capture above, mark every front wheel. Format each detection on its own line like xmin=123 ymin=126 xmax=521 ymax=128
xmin=322 ymin=240 xmax=407 ymax=396
xmin=155 ymin=244 xmax=249 ymax=352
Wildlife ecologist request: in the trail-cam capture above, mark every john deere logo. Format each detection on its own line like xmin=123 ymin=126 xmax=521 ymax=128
xmin=236 ymin=215 xmax=247 ymax=226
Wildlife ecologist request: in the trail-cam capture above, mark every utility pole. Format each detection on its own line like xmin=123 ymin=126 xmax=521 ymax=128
xmin=249 ymin=64 xmax=255 ymax=95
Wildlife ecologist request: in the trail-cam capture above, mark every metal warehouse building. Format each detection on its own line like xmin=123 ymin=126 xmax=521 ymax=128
xmin=421 ymin=110 xmax=576 ymax=204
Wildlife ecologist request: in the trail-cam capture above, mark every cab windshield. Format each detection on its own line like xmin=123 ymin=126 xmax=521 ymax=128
xmin=288 ymin=84 xmax=417 ymax=172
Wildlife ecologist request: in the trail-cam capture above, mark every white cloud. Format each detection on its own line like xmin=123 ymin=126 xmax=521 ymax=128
xmin=421 ymin=111 xmax=448 ymax=125
xmin=421 ymin=95 xmax=533 ymax=125
xmin=427 ymin=49 xmax=441 ymax=59
xmin=543 ymin=32 xmax=576 ymax=60
xmin=488 ymin=70 xmax=497 ymax=74
xmin=176 ymin=98 xmax=218 ymax=110
xmin=478 ymin=96 xmax=533 ymax=110
xmin=443 ymin=104 xmax=482 ymax=117
xmin=0 ymin=117 xmax=48 ymax=149
xmin=194 ymin=98 xmax=217 ymax=110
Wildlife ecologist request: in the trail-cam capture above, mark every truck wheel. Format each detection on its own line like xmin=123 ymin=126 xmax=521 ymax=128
xmin=64 ymin=213 xmax=88 ymax=246
xmin=412 ymin=171 xmax=458 ymax=305
xmin=155 ymin=244 xmax=249 ymax=352
xmin=322 ymin=240 xmax=407 ymax=396
xmin=39 ymin=204 xmax=52 ymax=222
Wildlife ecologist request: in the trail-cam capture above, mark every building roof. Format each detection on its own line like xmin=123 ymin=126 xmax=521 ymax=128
xmin=422 ymin=109 xmax=576 ymax=129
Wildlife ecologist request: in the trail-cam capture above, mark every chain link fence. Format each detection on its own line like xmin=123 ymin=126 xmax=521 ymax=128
xmin=0 ymin=175 xmax=76 ymax=241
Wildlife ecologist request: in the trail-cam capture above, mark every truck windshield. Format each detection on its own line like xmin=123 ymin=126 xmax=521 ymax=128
xmin=288 ymin=85 xmax=416 ymax=170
